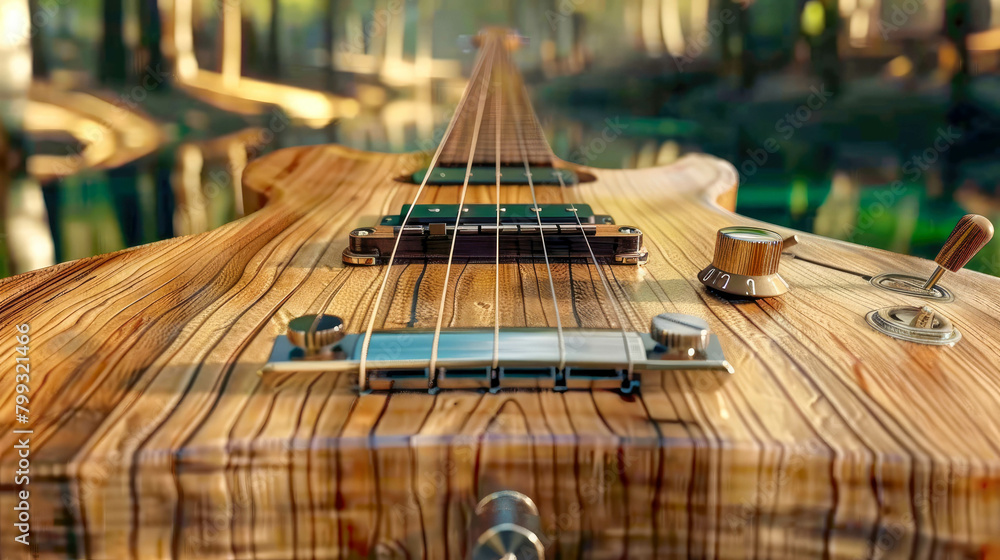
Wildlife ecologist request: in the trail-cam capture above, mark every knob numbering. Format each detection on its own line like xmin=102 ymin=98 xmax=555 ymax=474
xmin=700 ymin=226 xmax=789 ymax=298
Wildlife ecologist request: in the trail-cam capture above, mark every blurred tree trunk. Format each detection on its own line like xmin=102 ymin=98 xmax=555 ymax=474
xmin=324 ymin=0 xmax=335 ymax=89
xmin=943 ymin=0 xmax=971 ymax=195
xmin=816 ymin=0 xmax=840 ymax=94
xmin=268 ymin=0 xmax=281 ymax=77
xmin=27 ymin=0 xmax=48 ymax=77
xmin=138 ymin=0 xmax=166 ymax=84
xmin=100 ymin=0 xmax=127 ymax=83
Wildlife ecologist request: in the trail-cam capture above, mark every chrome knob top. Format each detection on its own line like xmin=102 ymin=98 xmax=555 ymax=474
xmin=650 ymin=313 xmax=710 ymax=355
xmin=700 ymin=226 xmax=790 ymax=297
xmin=286 ymin=314 xmax=345 ymax=353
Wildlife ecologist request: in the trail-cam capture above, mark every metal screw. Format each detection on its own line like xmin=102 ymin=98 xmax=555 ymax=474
xmin=352 ymin=228 xmax=374 ymax=236
xmin=618 ymin=226 xmax=641 ymax=234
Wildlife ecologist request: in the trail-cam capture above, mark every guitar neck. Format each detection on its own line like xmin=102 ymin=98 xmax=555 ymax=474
xmin=435 ymin=28 xmax=555 ymax=167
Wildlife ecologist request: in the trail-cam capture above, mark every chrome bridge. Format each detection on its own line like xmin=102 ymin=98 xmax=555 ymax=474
xmin=342 ymin=204 xmax=648 ymax=266
xmin=261 ymin=313 xmax=733 ymax=392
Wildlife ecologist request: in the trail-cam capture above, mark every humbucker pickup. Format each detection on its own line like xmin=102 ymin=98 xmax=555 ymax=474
xmin=342 ymin=204 xmax=649 ymax=265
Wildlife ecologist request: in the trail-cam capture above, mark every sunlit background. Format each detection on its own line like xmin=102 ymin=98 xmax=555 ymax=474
xmin=1 ymin=0 xmax=999 ymax=278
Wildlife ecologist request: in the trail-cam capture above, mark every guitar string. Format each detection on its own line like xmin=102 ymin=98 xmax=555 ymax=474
xmin=555 ymin=169 xmax=636 ymax=380
xmin=427 ymin=36 xmax=498 ymax=381
xmin=492 ymin=58 xmax=502 ymax=372
xmin=506 ymin=53 xmax=566 ymax=372
xmin=356 ymin=37 xmax=492 ymax=388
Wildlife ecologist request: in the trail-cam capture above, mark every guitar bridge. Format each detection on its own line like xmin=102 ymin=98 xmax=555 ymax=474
xmin=260 ymin=326 xmax=733 ymax=392
xmin=342 ymin=204 xmax=648 ymax=265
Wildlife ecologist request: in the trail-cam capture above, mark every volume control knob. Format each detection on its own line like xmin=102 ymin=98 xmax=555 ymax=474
xmin=699 ymin=226 xmax=789 ymax=298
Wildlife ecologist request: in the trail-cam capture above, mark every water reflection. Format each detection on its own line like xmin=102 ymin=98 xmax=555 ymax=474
xmin=1 ymin=0 xmax=999 ymax=278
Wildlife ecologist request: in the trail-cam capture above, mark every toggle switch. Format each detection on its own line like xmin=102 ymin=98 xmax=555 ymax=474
xmin=870 ymin=214 xmax=994 ymax=302
xmin=699 ymin=226 xmax=791 ymax=298
xmin=921 ymin=214 xmax=994 ymax=291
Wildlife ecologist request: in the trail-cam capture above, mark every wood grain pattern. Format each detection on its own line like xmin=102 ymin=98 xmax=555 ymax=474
xmin=934 ymin=214 xmax=995 ymax=272
xmin=1 ymin=143 xmax=1000 ymax=559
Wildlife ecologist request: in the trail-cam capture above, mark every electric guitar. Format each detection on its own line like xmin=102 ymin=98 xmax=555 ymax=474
xmin=2 ymin=28 xmax=999 ymax=560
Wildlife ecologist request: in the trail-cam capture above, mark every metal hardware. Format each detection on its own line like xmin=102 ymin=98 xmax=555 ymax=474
xmin=909 ymin=306 xmax=935 ymax=328
xmin=650 ymin=313 xmax=710 ymax=356
xmin=871 ymin=214 xmax=993 ymax=300
xmin=344 ymin=223 xmax=646 ymax=266
xmin=412 ymin=166 xmax=579 ymax=185
xmin=700 ymin=226 xmax=789 ymax=298
xmin=345 ymin=203 xmax=643 ymax=265
xmin=471 ymin=491 xmax=545 ymax=560
xmin=261 ymin=318 xmax=733 ymax=392
xmin=342 ymin=249 xmax=378 ymax=266
xmin=286 ymin=314 xmax=345 ymax=354
xmin=865 ymin=305 xmax=961 ymax=346
xmin=378 ymin=204 xmax=613 ymax=226
xmin=869 ymin=273 xmax=954 ymax=302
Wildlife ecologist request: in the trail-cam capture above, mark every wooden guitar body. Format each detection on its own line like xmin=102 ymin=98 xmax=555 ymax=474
xmin=3 ymin=30 xmax=1000 ymax=560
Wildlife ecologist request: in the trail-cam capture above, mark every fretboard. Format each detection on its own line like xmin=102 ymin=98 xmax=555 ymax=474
xmin=435 ymin=28 xmax=556 ymax=167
